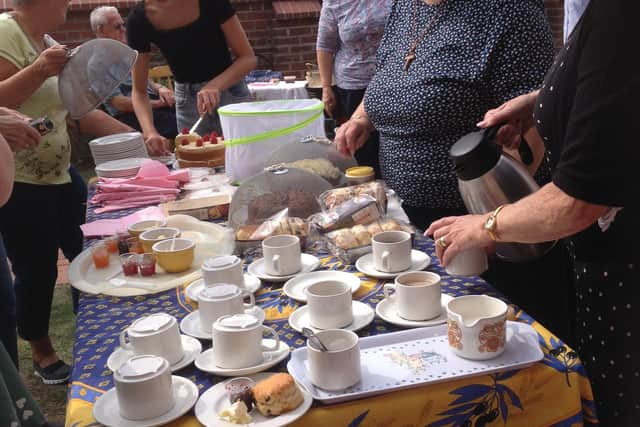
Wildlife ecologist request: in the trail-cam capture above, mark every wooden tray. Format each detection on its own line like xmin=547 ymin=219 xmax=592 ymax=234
xmin=69 ymin=215 xmax=234 ymax=296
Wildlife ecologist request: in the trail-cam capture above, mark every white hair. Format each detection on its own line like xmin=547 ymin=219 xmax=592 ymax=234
xmin=90 ymin=6 xmax=120 ymax=33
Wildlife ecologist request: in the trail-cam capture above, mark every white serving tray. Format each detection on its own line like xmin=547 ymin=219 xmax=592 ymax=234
xmin=287 ymin=321 xmax=543 ymax=404
xmin=70 ymin=215 xmax=235 ymax=296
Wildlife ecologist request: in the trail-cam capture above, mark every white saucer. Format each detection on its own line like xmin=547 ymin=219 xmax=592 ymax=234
xmin=195 ymin=339 xmax=290 ymax=377
xmin=107 ymin=335 xmax=202 ymax=373
xmin=185 ymin=274 xmax=261 ymax=301
xmin=355 ymin=250 xmax=431 ymax=279
xmin=93 ymin=376 xmax=198 ymax=427
xmin=289 ymin=301 xmax=375 ymax=333
xmin=247 ymin=253 xmax=320 ymax=282
xmin=376 ymin=294 xmax=454 ymax=328
xmin=180 ymin=306 xmax=266 ymax=340
xmin=195 ymin=372 xmax=313 ymax=427
xmin=283 ymin=270 xmax=361 ymax=302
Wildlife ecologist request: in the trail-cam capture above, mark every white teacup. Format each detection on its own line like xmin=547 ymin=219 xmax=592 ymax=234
xmin=119 ymin=313 xmax=183 ymax=365
xmin=114 ymin=355 xmax=175 ymax=421
xmin=446 ymin=295 xmax=508 ymax=360
xmin=201 ymin=255 xmax=244 ymax=287
xmin=198 ymin=284 xmax=255 ymax=333
xmin=306 ymin=281 xmax=353 ymax=329
xmin=212 ymin=313 xmax=280 ymax=369
xmin=446 ymin=248 xmax=488 ymax=277
xmin=307 ymin=329 xmax=361 ymax=391
xmin=384 ymin=271 xmax=442 ymax=321
xmin=262 ymin=234 xmax=301 ymax=276
xmin=372 ymin=231 xmax=412 ymax=273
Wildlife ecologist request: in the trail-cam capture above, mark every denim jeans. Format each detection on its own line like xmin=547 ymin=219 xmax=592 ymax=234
xmin=174 ymin=80 xmax=252 ymax=135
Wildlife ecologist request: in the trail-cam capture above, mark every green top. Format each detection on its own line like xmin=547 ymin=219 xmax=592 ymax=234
xmin=0 ymin=13 xmax=71 ymax=185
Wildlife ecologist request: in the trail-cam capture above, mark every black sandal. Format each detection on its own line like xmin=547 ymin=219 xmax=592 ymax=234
xmin=33 ymin=360 xmax=71 ymax=385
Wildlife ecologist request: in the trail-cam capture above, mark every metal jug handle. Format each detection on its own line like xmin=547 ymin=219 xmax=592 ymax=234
xmin=484 ymin=124 xmax=534 ymax=166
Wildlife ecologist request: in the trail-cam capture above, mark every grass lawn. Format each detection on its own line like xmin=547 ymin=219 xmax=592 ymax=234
xmin=18 ymin=283 xmax=75 ymax=423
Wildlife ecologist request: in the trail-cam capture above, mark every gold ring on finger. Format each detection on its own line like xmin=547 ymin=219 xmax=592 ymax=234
xmin=437 ymin=236 xmax=449 ymax=249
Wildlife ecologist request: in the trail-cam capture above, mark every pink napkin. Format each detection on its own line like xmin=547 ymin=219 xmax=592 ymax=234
xmin=80 ymin=206 xmax=166 ymax=237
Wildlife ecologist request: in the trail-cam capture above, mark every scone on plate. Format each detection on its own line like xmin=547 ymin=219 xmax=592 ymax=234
xmin=252 ymin=373 xmax=304 ymax=416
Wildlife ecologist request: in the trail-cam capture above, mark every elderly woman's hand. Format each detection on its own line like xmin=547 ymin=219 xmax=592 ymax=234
xmin=334 ymin=115 xmax=373 ymax=157
xmin=0 ymin=108 xmax=41 ymax=151
xmin=32 ymin=45 xmax=69 ymax=79
xmin=425 ymin=214 xmax=492 ymax=266
xmin=476 ymin=91 xmax=539 ymax=150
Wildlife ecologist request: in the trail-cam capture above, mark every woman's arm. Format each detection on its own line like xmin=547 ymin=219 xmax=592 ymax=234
xmin=0 ymin=134 xmax=15 ymax=206
xmin=77 ymin=109 xmax=134 ymax=137
xmin=317 ymin=50 xmax=336 ymax=115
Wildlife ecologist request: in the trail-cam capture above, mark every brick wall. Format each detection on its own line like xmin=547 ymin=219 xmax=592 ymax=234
xmin=0 ymin=0 xmax=565 ymax=77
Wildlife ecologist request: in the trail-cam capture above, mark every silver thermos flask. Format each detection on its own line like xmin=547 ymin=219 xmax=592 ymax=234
xmin=450 ymin=126 xmax=555 ymax=262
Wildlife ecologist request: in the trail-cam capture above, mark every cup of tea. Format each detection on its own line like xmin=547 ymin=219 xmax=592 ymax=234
xmin=306 ymin=281 xmax=353 ymax=329
xmin=212 ymin=313 xmax=280 ymax=369
xmin=262 ymin=235 xmax=302 ymax=276
xmin=197 ymin=284 xmax=255 ymax=333
xmin=114 ymin=355 xmax=175 ymax=420
xmin=384 ymin=271 xmax=442 ymax=321
xmin=307 ymin=329 xmax=361 ymax=390
xmin=372 ymin=231 xmax=412 ymax=273
xmin=201 ymin=255 xmax=244 ymax=287
xmin=119 ymin=313 xmax=184 ymax=365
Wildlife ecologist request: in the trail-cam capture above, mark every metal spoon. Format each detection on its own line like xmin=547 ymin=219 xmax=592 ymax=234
xmin=301 ymin=327 xmax=329 ymax=352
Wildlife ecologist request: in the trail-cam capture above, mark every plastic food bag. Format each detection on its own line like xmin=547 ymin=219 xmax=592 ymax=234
xmin=318 ymin=181 xmax=387 ymax=213
xmin=309 ymin=195 xmax=381 ymax=233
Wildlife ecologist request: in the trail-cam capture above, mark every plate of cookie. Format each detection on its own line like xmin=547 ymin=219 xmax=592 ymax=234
xmin=195 ymin=372 xmax=313 ymax=426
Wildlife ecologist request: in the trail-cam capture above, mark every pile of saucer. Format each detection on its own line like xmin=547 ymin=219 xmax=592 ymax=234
xmin=89 ymin=132 xmax=148 ymax=166
xmin=95 ymin=157 xmax=148 ymax=179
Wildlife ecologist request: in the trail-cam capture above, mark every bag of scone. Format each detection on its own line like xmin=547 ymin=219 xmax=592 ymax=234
xmin=235 ymin=208 xmax=315 ymax=255
xmin=323 ymin=217 xmax=415 ymax=264
xmin=318 ymin=180 xmax=388 ymax=213
xmin=309 ymin=194 xmax=382 ymax=233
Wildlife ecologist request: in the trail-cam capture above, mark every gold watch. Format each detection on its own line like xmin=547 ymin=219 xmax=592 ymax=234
xmin=484 ymin=205 xmax=506 ymax=241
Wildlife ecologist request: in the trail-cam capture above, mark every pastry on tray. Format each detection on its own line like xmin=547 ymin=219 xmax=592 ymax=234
xmin=252 ymin=373 xmax=304 ymax=417
xmin=236 ymin=217 xmax=309 ymax=241
xmin=327 ymin=218 xmax=406 ymax=250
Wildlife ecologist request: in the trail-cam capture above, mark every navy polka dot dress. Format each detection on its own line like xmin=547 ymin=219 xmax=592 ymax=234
xmin=364 ymin=0 xmax=554 ymax=210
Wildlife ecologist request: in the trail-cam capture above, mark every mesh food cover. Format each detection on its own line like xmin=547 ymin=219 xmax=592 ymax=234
xmin=266 ymin=136 xmax=357 ymax=186
xmin=229 ymin=165 xmax=332 ymax=230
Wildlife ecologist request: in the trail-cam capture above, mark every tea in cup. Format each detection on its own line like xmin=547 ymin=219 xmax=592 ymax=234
xmin=446 ymin=295 xmax=508 ymax=360
xmin=307 ymin=329 xmax=361 ymax=390
xmin=114 ymin=355 xmax=175 ymax=420
xmin=212 ymin=313 xmax=280 ymax=369
xmin=201 ymin=255 xmax=244 ymax=287
xmin=306 ymin=281 xmax=353 ymax=329
xmin=384 ymin=271 xmax=442 ymax=321
xmin=372 ymin=231 xmax=412 ymax=273
xmin=119 ymin=313 xmax=184 ymax=365
xmin=197 ymin=284 xmax=255 ymax=333
xmin=262 ymin=235 xmax=301 ymax=276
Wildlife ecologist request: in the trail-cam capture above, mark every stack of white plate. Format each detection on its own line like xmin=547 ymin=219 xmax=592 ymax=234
xmin=95 ymin=158 xmax=148 ymax=179
xmin=89 ymin=132 xmax=148 ymax=166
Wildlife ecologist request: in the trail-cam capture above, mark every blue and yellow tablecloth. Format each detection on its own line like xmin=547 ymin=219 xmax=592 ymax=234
xmin=66 ymin=203 xmax=597 ymax=426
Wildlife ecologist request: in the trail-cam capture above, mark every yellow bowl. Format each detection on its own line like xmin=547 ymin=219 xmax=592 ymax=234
xmin=139 ymin=227 xmax=181 ymax=253
xmin=152 ymin=238 xmax=195 ymax=273
xmin=127 ymin=219 xmax=168 ymax=237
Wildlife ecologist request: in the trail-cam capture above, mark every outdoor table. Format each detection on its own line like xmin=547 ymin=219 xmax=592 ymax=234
xmin=65 ymin=197 xmax=597 ymax=427
xmin=248 ymin=81 xmax=309 ymax=101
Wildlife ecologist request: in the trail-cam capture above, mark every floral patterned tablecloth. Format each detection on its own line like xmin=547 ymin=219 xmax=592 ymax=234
xmin=65 ymin=201 xmax=597 ymax=427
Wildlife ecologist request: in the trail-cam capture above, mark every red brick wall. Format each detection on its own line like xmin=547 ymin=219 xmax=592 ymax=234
xmin=0 ymin=0 xmax=566 ymax=77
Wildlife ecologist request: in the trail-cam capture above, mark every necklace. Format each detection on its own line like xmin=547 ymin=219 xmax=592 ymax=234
xmin=403 ymin=0 xmax=445 ymax=72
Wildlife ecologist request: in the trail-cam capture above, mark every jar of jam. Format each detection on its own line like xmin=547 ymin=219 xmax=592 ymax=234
xmin=225 ymin=377 xmax=255 ymax=411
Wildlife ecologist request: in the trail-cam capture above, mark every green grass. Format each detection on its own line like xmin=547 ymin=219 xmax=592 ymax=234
xmin=18 ymin=283 xmax=75 ymax=423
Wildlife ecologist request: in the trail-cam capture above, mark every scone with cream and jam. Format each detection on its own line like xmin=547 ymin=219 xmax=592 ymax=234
xmin=252 ymin=373 xmax=304 ymax=416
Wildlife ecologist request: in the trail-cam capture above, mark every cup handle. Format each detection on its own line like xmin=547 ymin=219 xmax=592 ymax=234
xmin=272 ymin=254 xmax=281 ymax=274
xmin=261 ymin=326 xmax=280 ymax=351
xmin=381 ymin=250 xmax=391 ymax=271
xmin=383 ymin=283 xmax=396 ymax=299
xmin=242 ymin=290 xmax=255 ymax=308
xmin=119 ymin=330 xmax=134 ymax=352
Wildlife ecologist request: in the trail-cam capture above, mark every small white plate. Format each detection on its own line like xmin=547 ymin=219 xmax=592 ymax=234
xmin=248 ymin=254 xmax=320 ymax=283
xmin=195 ymin=372 xmax=313 ymax=427
xmin=283 ymin=271 xmax=361 ymax=302
xmin=107 ymin=335 xmax=202 ymax=373
xmin=195 ymin=340 xmax=290 ymax=377
xmin=180 ymin=307 xmax=266 ymax=340
xmin=93 ymin=376 xmax=198 ymax=427
xmin=376 ymin=294 xmax=454 ymax=328
xmin=289 ymin=301 xmax=375 ymax=334
xmin=185 ymin=274 xmax=261 ymax=301
xmin=355 ymin=250 xmax=431 ymax=279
